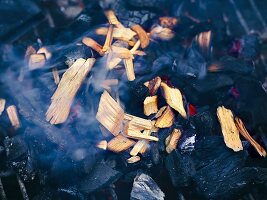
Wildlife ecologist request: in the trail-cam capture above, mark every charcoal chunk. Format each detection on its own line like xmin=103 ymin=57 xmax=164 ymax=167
xmin=130 ymin=173 xmax=165 ymax=200
xmin=165 ymin=150 xmax=195 ymax=187
xmin=79 ymin=160 xmax=122 ymax=194
xmin=239 ymin=34 xmax=260 ymax=59
xmin=191 ymin=136 xmax=267 ymax=199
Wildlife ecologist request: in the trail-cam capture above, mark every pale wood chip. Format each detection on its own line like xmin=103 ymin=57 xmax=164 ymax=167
xmin=131 ymin=24 xmax=150 ymax=48
xmin=96 ymin=140 xmax=108 ymax=150
xmin=126 ymin=114 xmax=153 ymax=130
xmin=125 ymin=129 xmax=159 ymax=141
xmin=217 ymin=106 xmax=243 ymax=152
xmin=52 ymin=67 xmax=60 ymax=84
xmin=111 ymin=46 xmax=133 ymax=59
xmin=96 ymin=27 xmax=136 ymax=41
xmin=160 ymin=82 xmax=187 ymax=118
xmin=46 ymin=58 xmax=95 ymax=124
xmin=155 ymin=106 xmax=174 ymax=128
xmin=104 ymin=10 xmax=124 ymax=28
xmin=37 ymin=47 xmax=52 ymax=60
xmin=0 ymin=99 xmax=6 ymax=116
xmin=102 ymin=25 xmax=114 ymax=53
xmin=96 ymin=91 xmax=124 ymax=136
xmin=235 ymin=117 xmax=266 ymax=157
xmin=82 ymin=37 xmax=104 ymax=55
xmin=107 ymin=134 xmax=135 ymax=153
xmin=166 ymin=128 xmax=182 ymax=153
xmin=124 ymin=58 xmax=135 ymax=81
xmin=7 ymin=105 xmax=20 ymax=129
xmin=130 ymin=129 xmax=151 ymax=156
xmin=144 ymin=96 xmax=158 ymax=116
xmin=127 ymin=156 xmax=141 ymax=163
xmin=25 ymin=45 xmax=36 ymax=60
xmin=28 ymin=54 xmax=46 ymax=70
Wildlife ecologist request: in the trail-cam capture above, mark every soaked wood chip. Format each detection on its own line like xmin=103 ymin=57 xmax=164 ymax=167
xmin=131 ymin=24 xmax=149 ymax=48
xmin=235 ymin=117 xmax=266 ymax=157
xmin=144 ymin=76 xmax=162 ymax=95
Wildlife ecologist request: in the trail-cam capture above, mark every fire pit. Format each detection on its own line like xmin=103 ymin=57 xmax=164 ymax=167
xmin=0 ymin=0 xmax=267 ymax=199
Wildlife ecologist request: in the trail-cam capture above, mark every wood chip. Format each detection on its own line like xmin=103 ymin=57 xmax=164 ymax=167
xmin=127 ymin=156 xmax=141 ymax=163
xmin=52 ymin=67 xmax=60 ymax=84
xmin=82 ymin=37 xmax=104 ymax=55
xmin=124 ymin=58 xmax=135 ymax=81
xmin=125 ymin=128 xmax=159 ymax=141
xmin=107 ymin=134 xmax=135 ymax=153
xmin=217 ymin=106 xmax=243 ymax=152
xmin=130 ymin=129 xmax=151 ymax=156
xmin=96 ymin=91 xmax=124 ymax=136
xmin=111 ymin=46 xmax=133 ymax=59
xmin=131 ymin=24 xmax=149 ymax=48
xmin=155 ymin=106 xmax=167 ymax=119
xmin=125 ymin=114 xmax=153 ymax=130
xmin=159 ymin=17 xmax=178 ymax=28
xmin=155 ymin=106 xmax=174 ymax=128
xmin=37 ymin=47 xmax=52 ymax=60
xmin=150 ymin=25 xmax=174 ymax=40
xmin=7 ymin=105 xmax=20 ymax=129
xmin=102 ymin=25 xmax=114 ymax=53
xmin=28 ymin=54 xmax=46 ymax=70
xmin=160 ymin=82 xmax=187 ymax=119
xmin=96 ymin=140 xmax=108 ymax=150
xmin=235 ymin=117 xmax=266 ymax=157
xmin=25 ymin=45 xmax=36 ymax=60
xmin=104 ymin=10 xmax=124 ymax=28
xmin=0 ymin=99 xmax=6 ymax=116
xmin=46 ymin=58 xmax=95 ymax=124
xmin=144 ymin=96 xmax=158 ymax=116
xmin=144 ymin=76 xmax=162 ymax=95
xmin=96 ymin=27 xmax=136 ymax=41
xmin=166 ymin=128 xmax=182 ymax=153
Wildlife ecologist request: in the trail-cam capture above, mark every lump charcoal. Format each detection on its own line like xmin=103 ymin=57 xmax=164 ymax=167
xmin=175 ymin=47 xmax=207 ymax=78
xmin=209 ymin=56 xmax=255 ymax=74
xmin=236 ymin=34 xmax=260 ymax=59
xmin=189 ymin=73 xmax=233 ymax=94
xmin=177 ymin=128 xmax=196 ymax=152
xmin=165 ymin=150 xmax=195 ymax=187
xmin=4 ymin=136 xmax=28 ymax=161
xmin=130 ymin=173 xmax=165 ymax=200
xmin=191 ymin=108 xmax=220 ymax=138
xmin=79 ymin=160 xmax=122 ymax=194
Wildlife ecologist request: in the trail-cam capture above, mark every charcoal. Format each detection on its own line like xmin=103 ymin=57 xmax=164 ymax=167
xmin=209 ymin=56 xmax=255 ymax=74
xmin=79 ymin=160 xmax=122 ymax=194
xmin=130 ymin=173 xmax=165 ymax=200
xmin=165 ymin=150 xmax=195 ymax=188
xmin=126 ymin=0 xmax=166 ymax=9
xmin=177 ymin=128 xmax=196 ymax=152
xmin=191 ymin=108 xmax=220 ymax=138
xmin=188 ymin=73 xmax=233 ymax=94
xmin=191 ymin=136 xmax=267 ymax=199
xmin=238 ymin=34 xmax=260 ymax=59
xmin=4 ymin=136 xmax=28 ymax=161
xmin=174 ymin=47 xmax=207 ymax=78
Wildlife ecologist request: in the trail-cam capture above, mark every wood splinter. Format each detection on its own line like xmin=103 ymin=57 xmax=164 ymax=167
xmin=127 ymin=156 xmax=141 ymax=163
xmin=96 ymin=140 xmax=108 ymax=150
xmin=46 ymin=58 xmax=95 ymax=124
xmin=104 ymin=10 xmax=124 ymax=28
xmin=28 ymin=54 xmax=46 ymax=70
xmin=160 ymin=82 xmax=187 ymax=119
xmin=235 ymin=117 xmax=266 ymax=157
xmin=102 ymin=25 xmax=114 ymax=53
xmin=130 ymin=129 xmax=151 ymax=156
xmin=165 ymin=128 xmax=182 ymax=153
xmin=82 ymin=37 xmax=104 ymax=55
xmin=107 ymin=134 xmax=135 ymax=153
xmin=7 ymin=105 xmax=20 ymax=129
xmin=155 ymin=106 xmax=174 ymax=128
xmin=0 ymin=99 xmax=6 ymax=116
xmin=144 ymin=96 xmax=158 ymax=116
xmin=96 ymin=91 xmax=124 ymax=136
xmin=131 ymin=24 xmax=150 ymax=48
xmin=52 ymin=68 xmax=60 ymax=84
xmin=217 ymin=106 xmax=243 ymax=152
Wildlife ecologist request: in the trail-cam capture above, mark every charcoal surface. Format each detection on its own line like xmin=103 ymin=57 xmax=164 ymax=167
xmin=130 ymin=173 xmax=165 ymax=200
xmin=165 ymin=150 xmax=195 ymax=188
xmin=79 ymin=160 xmax=122 ymax=194
xmin=191 ymin=136 xmax=267 ymax=199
